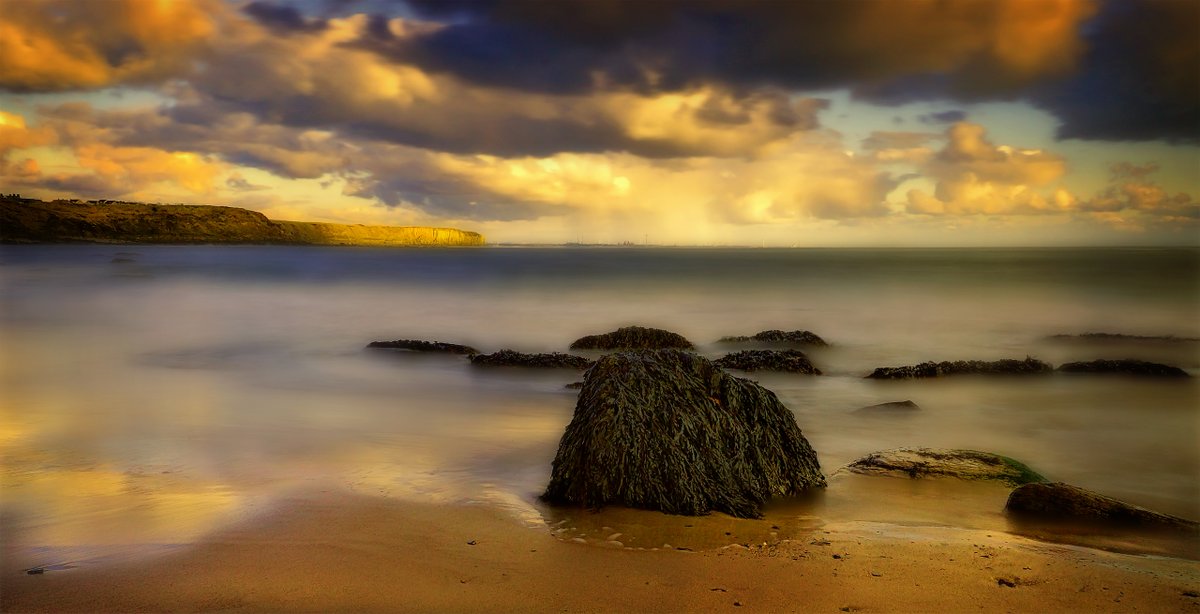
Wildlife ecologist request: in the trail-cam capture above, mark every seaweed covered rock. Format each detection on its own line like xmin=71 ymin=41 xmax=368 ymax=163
xmin=718 ymin=330 xmax=828 ymax=346
xmin=1045 ymin=332 xmax=1199 ymax=344
xmin=543 ymin=350 xmax=825 ymax=518
xmin=569 ymin=326 xmax=695 ymax=350
xmin=1057 ymin=359 xmax=1189 ymax=377
xmin=1006 ymin=482 xmax=1199 ymax=531
xmin=853 ymin=400 xmax=921 ymax=414
xmin=367 ymin=339 xmax=479 ymax=354
xmin=714 ymin=349 xmax=822 ymax=374
xmin=470 ymin=350 xmax=594 ymax=369
xmin=846 ymin=448 xmax=1046 ymax=486
xmin=866 ymin=358 xmax=1052 ymax=379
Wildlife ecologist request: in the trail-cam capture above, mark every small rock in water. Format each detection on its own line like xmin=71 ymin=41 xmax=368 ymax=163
xmin=26 ymin=567 xmax=45 ymax=575
xmin=367 ymin=339 xmax=480 ymax=355
xmin=1056 ymin=359 xmax=1189 ymax=377
xmin=866 ymin=357 xmax=1052 ymax=379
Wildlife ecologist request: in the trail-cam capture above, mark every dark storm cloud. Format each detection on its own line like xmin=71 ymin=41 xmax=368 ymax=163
xmin=243 ymin=2 xmax=329 ymax=34
xmin=1030 ymin=0 xmax=1200 ymax=143
xmin=373 ymin=0 xmax=1194 ymax=143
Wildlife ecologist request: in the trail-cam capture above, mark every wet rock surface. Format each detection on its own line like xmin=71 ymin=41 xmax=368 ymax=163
xmin=853 ymin=400 xmax=921 ymax=414
xmin=718 ymin=330 xmax=828 ymax=346
xmin=569 ymin=326 xmax=695 ymax=350
xmin=1006 ymin=482 xmax=1199 ymax=531
xmin=543 ymin=349 xmax=825 ymax=518
xmin=846 ymin=448 xmax=1046 ymax=486
xmin=866 ymin=358 xmax=1053 ymax=379
xmin=367 ymin=339 xmax=480 ymax=354
xmin=470 ymin=350 xmax=594 ymax=368
xmin=1057 ymin=359 xmax=1189 ymax=377
xmin=714 ymin=349 xmax=822 ymax=374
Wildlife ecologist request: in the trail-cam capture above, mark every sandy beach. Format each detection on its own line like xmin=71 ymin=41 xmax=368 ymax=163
xmin=3 ymin=488 xmax=1198 ymax=613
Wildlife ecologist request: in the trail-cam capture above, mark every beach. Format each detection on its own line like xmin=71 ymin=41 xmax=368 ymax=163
xmin=4 ymin=488 xmax=1199 ymax=613
xmin=2 ymin=245 xmax=1198 ymax=611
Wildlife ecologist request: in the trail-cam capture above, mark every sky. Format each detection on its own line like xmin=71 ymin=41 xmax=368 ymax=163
xmin=0 ymin=0 xmax=1197 ymax=246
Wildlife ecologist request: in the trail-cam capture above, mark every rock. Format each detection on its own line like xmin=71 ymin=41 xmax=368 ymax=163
xmin=718 ymin=330 xmax=828 ymax=346
xmin=366 ymin=339 xmax=480 ymax=355
xmin=1045 ymin=332 xmax=1199 ymax=344
xmin=1056 ymin=359 xmax=1189 ymax=377
xmin=846 ymin=448 xmax=1047 ymax=486
xmin=470 ymin=350 xmax=594 ymax=369
xmin=1005 ymin=482 xmax=1199 ymax=531
xmin=542 ymin=350 xmax=825 ymax=518
xmin=569 ymin=326 xmax=695 ymax=350
xmin=564 ymin=381 xmax=584 ymax=389
xmin=853 ymin=400 xmax=920 ymax=414
xmin=866 ymin=357 xmax=1052 ymax=379
xmin=714 ymin=350 xmax=821 ymax=374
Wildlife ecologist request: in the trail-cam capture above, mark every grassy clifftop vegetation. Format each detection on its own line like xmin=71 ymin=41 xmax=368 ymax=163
xmin=0 ymin=197 xmax=484 ymax=247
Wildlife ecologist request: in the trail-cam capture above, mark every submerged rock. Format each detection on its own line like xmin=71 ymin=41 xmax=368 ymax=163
xmin=866 ymin=358 xmax=1052 ymax=379
xmin=1006 ymin=482 xmax=1199 ymax=531
xmin=569 ymin=326 xmax=695 ymax=350
xmin=718 ymin=330 xmax=828 ymax=346
xmin=714 ymin=349 xmax=822 ymax=374
xmin=1057 ymin=359 xmax=1189 ymax=377
xmin=853 ymin=400 xmax=921 ymax=414
xmin=846 ymin=448 xmax=1046 ymax=486
xmin=367 ymin=339 xmax=480 ymax=355
xmin=470 ymin=350 xmax=594 ymax=369
xmin=543 ymin=349 xmax=825 ymax=518
xmin=1045 ymin=332 xmax=1199 ymax=344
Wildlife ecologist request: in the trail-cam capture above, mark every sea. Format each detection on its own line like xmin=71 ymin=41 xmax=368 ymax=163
xmin=2 ymin=245 xmax=1197 ymax=565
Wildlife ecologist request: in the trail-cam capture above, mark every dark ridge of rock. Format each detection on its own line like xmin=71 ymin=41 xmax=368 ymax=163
xmin=846 ymin=448 xmax=1046 ymax=486
xmin=564 ymin=381 xmax=584 ymax=390
xmin=470 ymin=350 xmax=594 ymax=369
xmin=1045 ymin=333 xmax=1199 ymax=344
xmin=866 ymin=357 xmax=1053 ymax=379
xmin=853 ymin=400 xmax=921 ymax=414
xmin=542 ymin=349 xmax=825 ymax=518
xmin=717 ymin=330 xmax=829 ymax=346
xmin=568 ymin=326 xmax=695 ymax=350
xmin=1006 ymin=482 xmax=1199 ymax=531
xmin=1056 ymin=359 xmax=1189 ymax=377
xmin=366 ymin=339 xmax=480 ymax=355
xmin=713 ymin=349 xmax=822 ymax=374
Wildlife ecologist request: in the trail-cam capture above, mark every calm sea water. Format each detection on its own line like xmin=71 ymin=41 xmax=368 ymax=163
xmin=2 ymin=246 xmax=1197 ymax=562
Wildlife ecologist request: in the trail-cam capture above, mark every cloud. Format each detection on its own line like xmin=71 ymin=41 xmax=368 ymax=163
xmin=1080 ymin=163 xmax=1198 ymax=220
xmin=243 ymin=2 xmax=329 ymax=35
xmin=904 ymin=122 xmax=1071 ymax=215
xmin=1030 ymin=0 xmax=1200 ymax=143
xmin=0 ymin=0 xmax=218 ymax=91
xmin=918 ymin=110 xmax=968 ymax=124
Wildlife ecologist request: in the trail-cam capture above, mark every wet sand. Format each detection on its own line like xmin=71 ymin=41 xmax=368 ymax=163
xmin=4 ymin=489 xmax=1198 ymax=613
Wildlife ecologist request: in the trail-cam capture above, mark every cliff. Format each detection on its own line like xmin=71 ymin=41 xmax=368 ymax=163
xmin=0 ymin=197 xmax=484 ymax=247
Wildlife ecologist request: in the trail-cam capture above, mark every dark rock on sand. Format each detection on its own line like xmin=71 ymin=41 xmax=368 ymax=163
xmin=718 ymin=330 xmax=828 ymax=346
xmin=714 ymin=349 xmax=822 ymax=374
xmin=1045 ymin=332 xmax=1199 ymax=344
xmin=1057 ymin=359 xmax=1189 ymax=377
xmin=569 ymin=326 xmax=694 ymax=350
xmin=367 ymin=339 xmax=480 ymax=355
xmin=866 ymin=358 xmax=1052 ymax=379
xmin=846 ymin=448 xmax=1046 ymax=486
xmin=470 ymin=350 xmax=594 ymax=369
xmin=1006 ymin=482 xmax=1199 ymax=531
xmin=543 ymin=349 xmax=825 ymax=518
xmin=853 ymin=400 xmax=921 ymax=414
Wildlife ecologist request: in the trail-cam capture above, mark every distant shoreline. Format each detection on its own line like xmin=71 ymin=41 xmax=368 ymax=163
xmin=0 ymin=196 xmax=485 ymax=247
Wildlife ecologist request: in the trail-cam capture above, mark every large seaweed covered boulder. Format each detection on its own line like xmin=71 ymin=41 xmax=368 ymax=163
xmin=569 ymin=326 xmax=694 ymax=350
xmin=542 ymin=349 xmax=825 ymax=518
